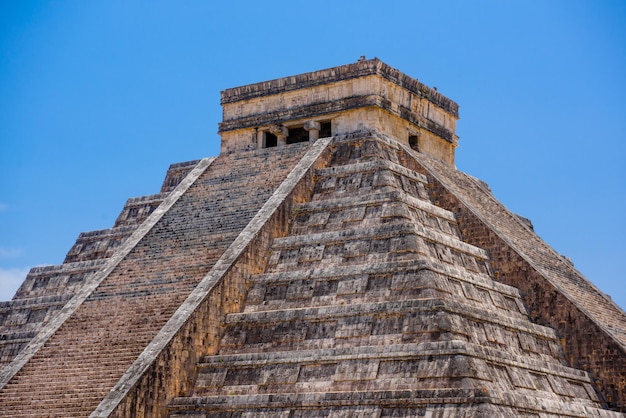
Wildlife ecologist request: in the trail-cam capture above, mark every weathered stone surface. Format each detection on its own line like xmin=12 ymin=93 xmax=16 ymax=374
xmin=168 ymin=133 xmax=623 ymax=417
xmin=0 ymin=158 xmax=203 ymax=372
xmin=403 ymin=144 xmax=626 ymax=410
xmin=219 ymin=59 xmax=458 ymax=165
xmin=0 ymin=144 xmax=309 ymax=416
xmin=0 ymin=61 xmax=624 ymax=417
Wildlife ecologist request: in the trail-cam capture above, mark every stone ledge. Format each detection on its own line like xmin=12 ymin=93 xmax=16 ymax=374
xmin=220 ymin=59 xmax=459 ymax=117
xmin=169 ymin=388 xmax=489 ymax=410
xmin=298 ymin=190 xmax=456 ymax=222
xmin=23 ymin=260 xmax=106 ymax=276
xmin=219 ymin=94 xmax=456 ymax=144
xmin=273 ymin=221 xmax=417 ymax=247
xmin=250 ymin=259 xmax=520 ymax=300
xmin=121 ymin=193 xmax=167 ymax=205
xmin=272 ymin=221 xmax=489 ymax=261
xmin=165 ymin=160 xmax=201 ymax=170
xmin=316 ymin=158 xmax=428 ymax=184
xmin=0 ymin=331 xmax=37 ymax=343
xmin=198 ymin=340 xmax=591 ymax=383
xmin=70 ymin=225 xmax=139 ymax=240
xmin=0 ymin=294 xmax=72 ymax=310
xmin=225 ymin=298 xmax=559 ymax=340
xmin=160 ymin=160 xmax=202 ymax=193
xmin=251 ymin=260 xmax=432 ymax=284
xmin=168 ymin=389 xmax=619 ymax=417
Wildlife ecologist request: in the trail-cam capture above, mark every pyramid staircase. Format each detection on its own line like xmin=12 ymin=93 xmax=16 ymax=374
xmin=168 ymin=134 xmax=619 ymax=417
xmin=0 ymin=160 xmax=200 ymax=371
xmin=0 ymin=144 xmax=310 ymax=417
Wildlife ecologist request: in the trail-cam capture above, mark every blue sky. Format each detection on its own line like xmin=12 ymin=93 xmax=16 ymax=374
xmin=0 ymin=1 xmax=624 ymax=310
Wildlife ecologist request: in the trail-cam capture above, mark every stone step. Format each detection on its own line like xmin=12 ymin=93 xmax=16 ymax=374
xmin=0 ymin=293 xmax=73 ymax=311
xmin=168 ymin=387 xmax=617 ymax=417
xmin=220 ymin=298 xmax=562 ymax=359
xmin=329 ymin=131 xmax=404 ymax=164
xmin=195 ymin=341 xmax=594 ymax=398
xmin=113 ymin=192 xmax=167 ymax=227
xmin=273 ymin=222 xmax=487 ymax=260
xmin=292 ymin=192 xmax=460 ymax=242
xmin=0 ymin=330 xmax=37 ymax=344
xmin=225 ymin=298 xmax=558 ymax=339
xmin=169 ymin=388 xmax=490 ymax=413
xmin=244 ymin=260 xmax=526 ymax=320
xmin=268 ymin=221 xmax=491 ymax=276
xmin=296 ymin=189 xmax=455 ymax=223
xmin=0 ymin=391 xmax=108 ymax=415
xmin=64 ymin=224 xmax=140 ymax=263
xmin=316 ymin=159 xmax=428 ymax=184
xmin=10 ymin=260 xmax=106 ymax=301
xmin=159 ymin=159 xmax=202 ymax=193
xmin=252 ymin=260 xmax=517 ymax=299
xmin=312 ymin=160 xmax=430 ymax=202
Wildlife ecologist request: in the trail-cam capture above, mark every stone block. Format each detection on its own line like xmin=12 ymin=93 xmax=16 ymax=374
xmin=299 ymin=245 xmax=325 ymax=262
xmin=259 ymin=364 xmax=300 ymax=385
xmin=335 ymin=316 xmax=373 ymax=339
xmin=336 ymin=276 xmax=368 ymax=295
xmin=335 ymin=360 xmax=379 ymax=381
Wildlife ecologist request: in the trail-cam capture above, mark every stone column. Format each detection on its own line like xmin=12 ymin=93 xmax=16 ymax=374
xmin=269 ymin=125 xmax=288 ymax=146
xmin=256 ymin=129 xmax=264 ymax=149
xmin=304 ymin=121 xmax=321 ymax=142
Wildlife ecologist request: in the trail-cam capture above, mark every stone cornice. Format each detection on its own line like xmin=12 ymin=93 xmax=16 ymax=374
xmin=218 ymin=94 xmax=457 ymax=143
xmin=220 ymin=58 xmax=459 ymax=117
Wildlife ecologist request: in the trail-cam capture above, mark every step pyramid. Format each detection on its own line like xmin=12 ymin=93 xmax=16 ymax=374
xmin=0 ymin=59 xmax=624 ymax=417
xmin=166 ymin=132 xmax=621 ymax=417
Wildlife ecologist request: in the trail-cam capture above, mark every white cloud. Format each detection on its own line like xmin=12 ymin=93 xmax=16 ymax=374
xmin=0 ymin=247 xmax=23 ymax=259
xmin=0 ymin=267 xmax=29 ymax=301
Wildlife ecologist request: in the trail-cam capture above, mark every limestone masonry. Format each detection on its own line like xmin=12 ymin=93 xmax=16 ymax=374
xmin=0 ymin=59 xmax=625 ymax=417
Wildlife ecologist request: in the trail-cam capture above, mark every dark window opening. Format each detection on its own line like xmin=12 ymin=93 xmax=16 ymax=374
xmin=286 ymin=127 xmax=309 ymax=144
xmin=320 ymin=121 xmax=332 ymax=138
xmin=409 ymin=135 xmax=419 ymax=151
xmin=265 ymin=132 xmax=277 ymax=148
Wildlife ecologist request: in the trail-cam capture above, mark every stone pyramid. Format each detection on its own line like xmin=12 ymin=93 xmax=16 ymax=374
xmin=0 ymin=59 xmax=624 ymax=417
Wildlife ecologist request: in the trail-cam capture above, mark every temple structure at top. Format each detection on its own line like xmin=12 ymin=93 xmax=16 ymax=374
xmin=218 ymin=58 xmax=459 ymax=165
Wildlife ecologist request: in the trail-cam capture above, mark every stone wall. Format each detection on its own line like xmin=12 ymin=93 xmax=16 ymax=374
xmin=404 ymin=146 xmax=626 ymax=411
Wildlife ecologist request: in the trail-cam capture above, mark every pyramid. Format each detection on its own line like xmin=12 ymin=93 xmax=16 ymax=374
xmin=0 ymin=59 xmax=624 ymax=417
